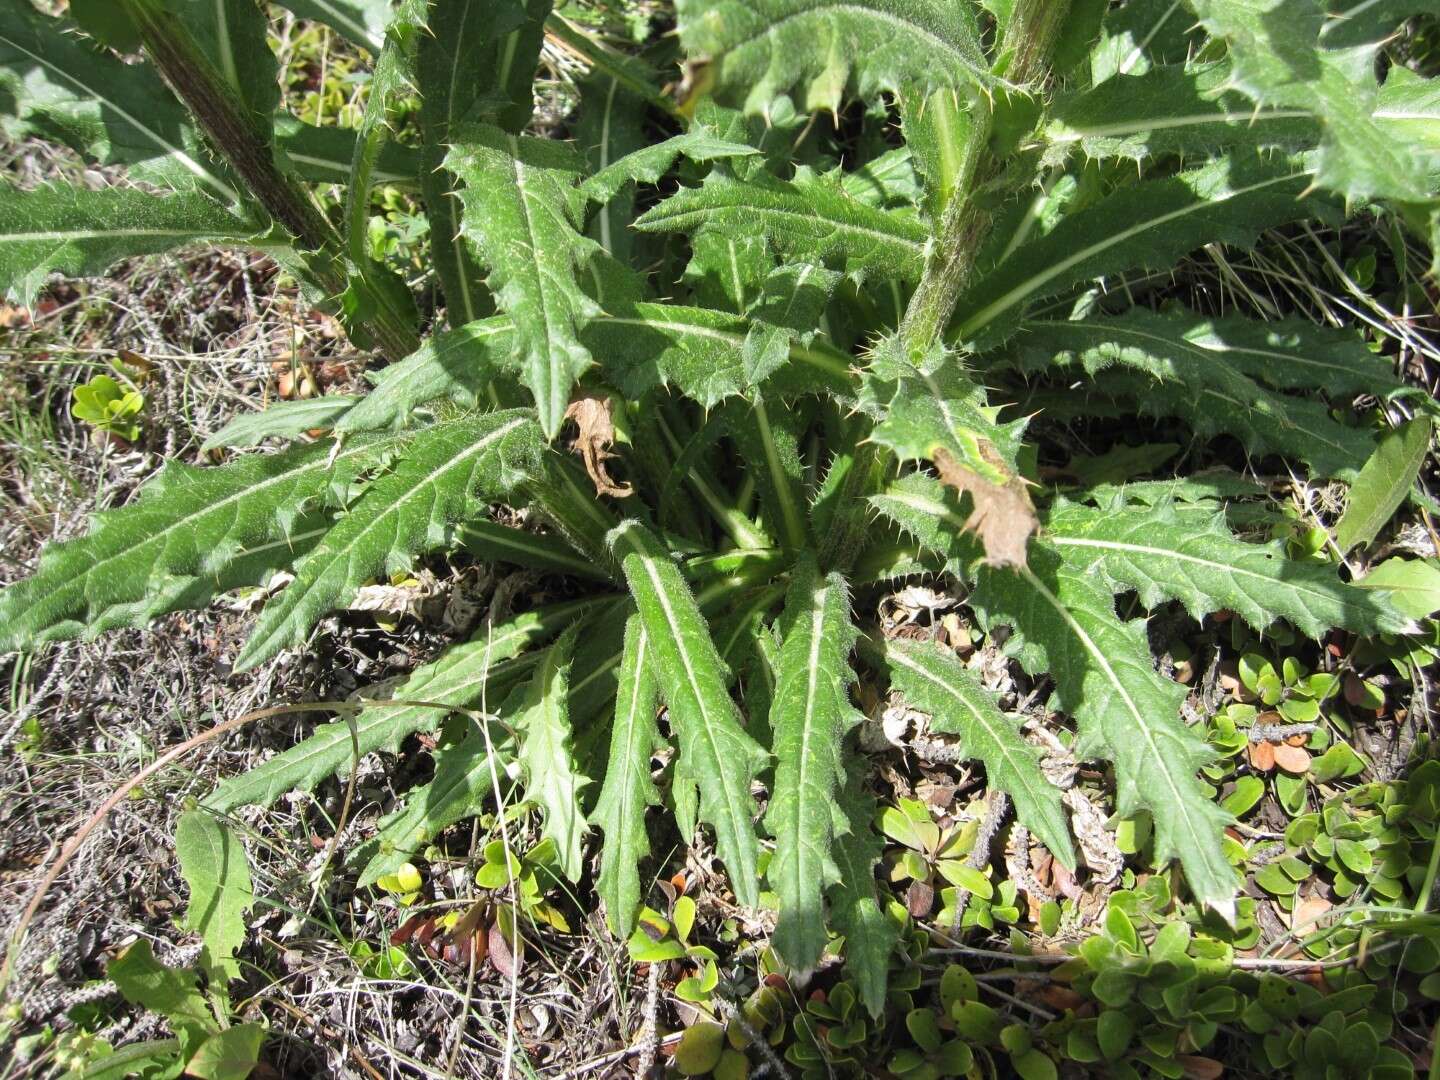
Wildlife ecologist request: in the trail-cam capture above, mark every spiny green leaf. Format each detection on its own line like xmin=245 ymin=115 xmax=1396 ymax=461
xmin=1014 ymin=311 xmax=1382 ymax=479
xmin=1090 ymin=0 xmax=1203 ymax=83
xmin=1044 ymin=63 xmax=1321 ymax=164
xmin=877 ymin=638 xmax=1073 ymax=864
xmin=417 ymin=0 xmax=551 ymax=324
xmin=829 ymin=767 xmax=898 ymax=1018
xmin=175 ymin=811 xmax=253 ymax=983
xmin=513 ymin=626 xmax=591 ymax=880
xmin=764 ymin=556 xmax=860 ymax=970
xmin=355 ymin=721 xmax=514 ymax=887
xmin=869 ymin=472 xmax=984 ymax=574
xmin=447 ymin=127 xmax=601 ymax=437
xmin=955 ymin=152 xmax=1323 ymax=343
xmin=204 ymin=598 xmax=607 ymax=811
xmin=272 ymin=0 xmax=393 ymax=51
xmin=202 ymin=396 xmax=359 ymax=450
xmin=579 ymin=133 xmax=759 ymax=206
xmin=1046 ymin=501 xmax=1416 ymax=636
xmin=676 ymin=0 xmax=992 ymax=115
xmin=634 ymin=170 xmax=928 ymax=282
xmin=0 ymin=0 xmax=235 ymax=199
xmin=1188 ymin=0 xmax=1440 ymax=203
xmin=859 ymin=338 xmax=1037 ymax=568
xmin=236 ymin=410 xmax=541 ymax=669
xmin=1024 ymin=308 xmax=1403 ymax=397
xmin=589 ymin=301 xmax=851 ymax=408
xmin=0 ymin=184 xmax=255 ymax=306
xmin=593 ymin=615 xmax=665 ymax=937
xmin=609 ymin=520 xmax=767 ymax=907
xmin=1335 ymin=417 xmax=1434 ymax=553
xmin=971 ymin=548 xmax=1236 ymax=915
xmin=335 ymin=318 xmax=516 ymax=434
xmin=0 ymin=430 xmax=410 ymax=653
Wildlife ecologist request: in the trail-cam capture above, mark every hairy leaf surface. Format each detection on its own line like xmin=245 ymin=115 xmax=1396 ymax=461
xmin=206 ymin=599 xmax=607 ymax=811
xmin=175 ymin=811 xmax=253 ymax=982
xmin=764 ymin=557 xmax=860 ymax=970
xmin=1046 ymin=502 xmax=1414 ymax=636
xmin=0 ymin=431 xmax=414 ymax=652
xmin=512 ymin=626 xmax=591 ymax=880
xmin=635 ymin=171 xmax=927 ymax=282
xmin=447 ymin=128 xmax=601 ymax=437
xmin=236 ymin=411 xmax=541 ymax=669
xmin=676 ymin=0 xmax=991 ymax=114
xmin=1015 ymin=312 xmax=1383 ymax=479
xmin=593 ymin=616 xmax=664 ymax=936
xmin=0 ymin=0 xmax=233 ymax=198
xmin=0 ymin=185 xmax=255 ymax=305
xmin=972 ymin=550 xmax=1236 ymax=914
xmin=878 ymin=639 xmax=1072 ymax=862
xmin=609 ymin=520 xmax=768 ymax=907
xmin=955 ymin=153 xmax=1322 ymax=342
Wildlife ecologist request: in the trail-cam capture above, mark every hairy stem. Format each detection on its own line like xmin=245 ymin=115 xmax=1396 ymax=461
xmin=121 ymin=0 xmax=421 ymax=360
xmin=899 ymin=0 xmax=1073 ymax=355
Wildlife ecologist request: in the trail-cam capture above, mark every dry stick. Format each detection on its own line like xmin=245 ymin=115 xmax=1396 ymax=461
xmin=948 ymin=791 xmax=1011 ymax=931
xmin=0 ymin=697 xmax=508 ymax=999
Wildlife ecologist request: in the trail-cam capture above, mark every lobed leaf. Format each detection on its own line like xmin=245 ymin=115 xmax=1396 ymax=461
xmin=204 ymin=598 xmax=608 ymax=811
xmin=579 ymin=133 xmax=759 ymax=207
xmin=0 ymin=431 xmax=413 ymax=653
xmin=877 ymin=638 xmax=1073 ymax=863
xmin=764 ymin=556 xmax=861 ymax=970
xmin=592 ymin=615 xmax=665 ymax=937
xmin=0 ymin=184 xmax=256 ymax=306
xmin=954 ymin=152 xmax=1323 ymax=344
xmin=513 ymin=627 xmax=592 ymax=880
xmin=236 ymin=410 xmax=542 ymax=669
xmin=1046 ymin=501 xmax=1416 ymax=636
xmin=447 ymin=128 xmax=601 ymax=437
xmin=859 ymin=338 xmax=1037 ymax=568
xmin=609 ymin=520 xmax=768 ymax=907
xmin=1015 ymin=311 xmax=1383 ymax=480
xmin=676 ymin=0 xmax=992 ymax=115
xmin=971 ymin=548 xmax=1237 ymax=915
xmin=1044 ymin=63 xmax=1321 ymax=165
xmin=828 ymin=768 xmax=898 ymax=1018
xmin=1188 ymin=0 xmax=1440 ymax=204
xmin=354 ymin=722 xmax=514 ymax=886
xmin=634 ymin=170 xmax=928 ymax=283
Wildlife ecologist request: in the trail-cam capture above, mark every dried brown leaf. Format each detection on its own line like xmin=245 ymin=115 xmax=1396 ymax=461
xmin=932 ymin=446 xmax=1037 ymax=568
xmin=565 ymin=391 xmax=633 ymax=498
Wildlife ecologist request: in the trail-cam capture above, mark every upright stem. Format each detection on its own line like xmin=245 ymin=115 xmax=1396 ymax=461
xmin=898 ymin=0 xmax=1072 ymax=355
xmin=121 ymin=0 xmax=420 ymax=359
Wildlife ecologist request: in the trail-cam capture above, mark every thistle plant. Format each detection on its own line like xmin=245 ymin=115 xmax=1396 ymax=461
xmin=1 ymin=0 xmax=1435 ymax=1013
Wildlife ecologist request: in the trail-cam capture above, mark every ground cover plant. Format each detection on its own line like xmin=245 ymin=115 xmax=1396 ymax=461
xmin=2 ymin=0 xmax=1440 ymax=1075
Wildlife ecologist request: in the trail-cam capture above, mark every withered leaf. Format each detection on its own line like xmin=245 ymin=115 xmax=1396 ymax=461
xmin=933 ymin=446 xmax=1038 ymax=569
xmin=564 ymin=391 xmax=633 ymax=498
